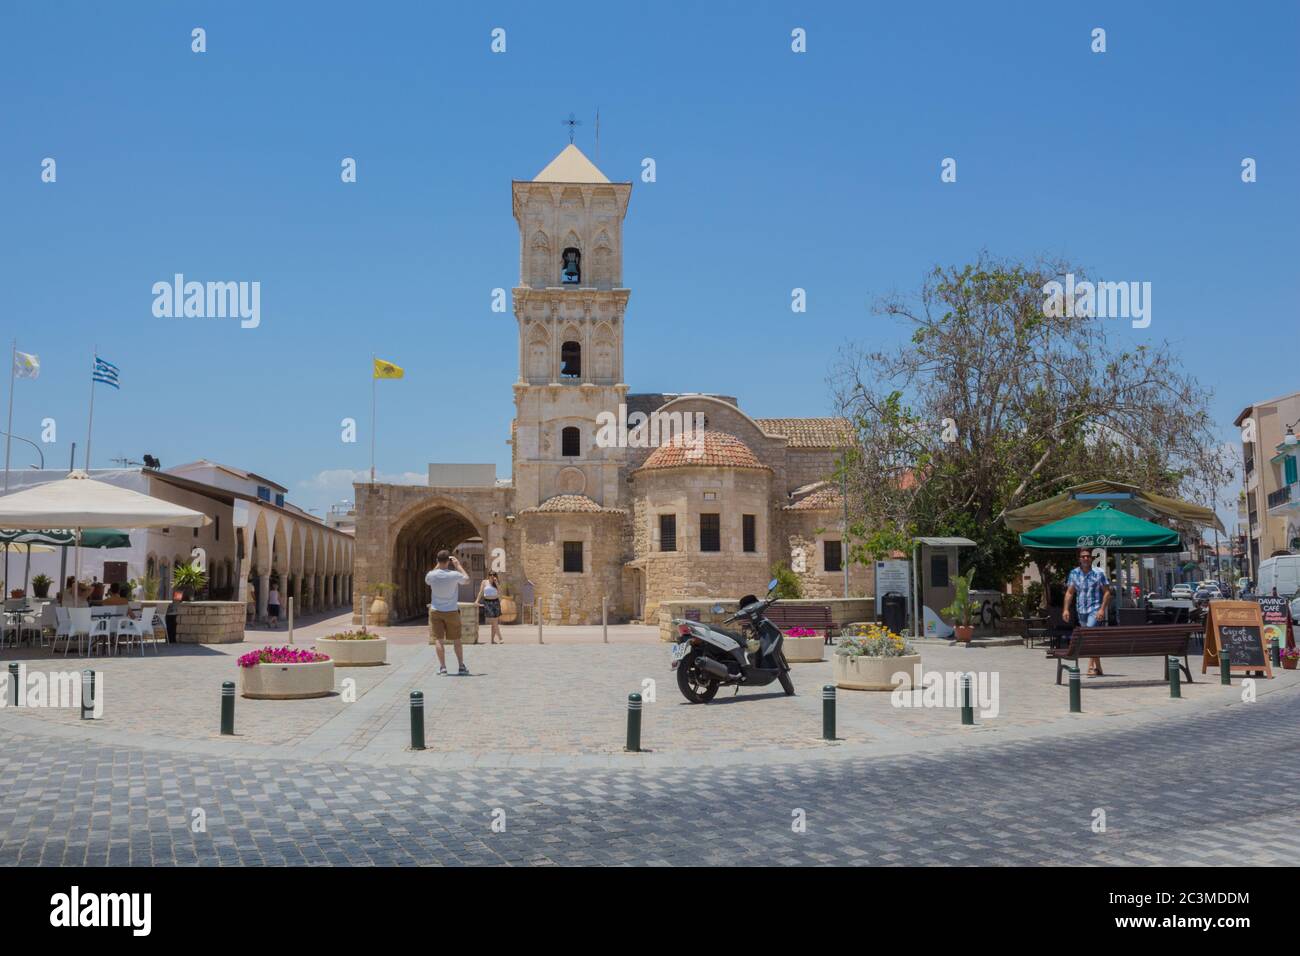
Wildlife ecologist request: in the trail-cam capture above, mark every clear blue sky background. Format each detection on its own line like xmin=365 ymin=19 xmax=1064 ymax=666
xmin=3 ymin=1 xmax=1296 ymax=527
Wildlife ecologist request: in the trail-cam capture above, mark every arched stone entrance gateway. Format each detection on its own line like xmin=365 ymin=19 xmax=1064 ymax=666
xmin=390 ymin=503 xmax=484 ymax=620
xmin=352 ymin=484 xmax=511 ymax=625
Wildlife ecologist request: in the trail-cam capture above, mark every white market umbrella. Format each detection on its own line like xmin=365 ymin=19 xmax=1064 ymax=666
xmin=0 ymin=471 xmax=209 ymax=606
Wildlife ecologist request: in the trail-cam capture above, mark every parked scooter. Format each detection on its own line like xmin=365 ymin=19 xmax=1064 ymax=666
xmin=669 ymin=578 xmax=795 ymax=703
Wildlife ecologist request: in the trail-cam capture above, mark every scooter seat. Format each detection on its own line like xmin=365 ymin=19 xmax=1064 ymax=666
xmin=706 ymin=625 xmax=749 ymax=645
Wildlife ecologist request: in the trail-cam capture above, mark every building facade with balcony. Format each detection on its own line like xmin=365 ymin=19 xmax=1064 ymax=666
xmin=1235 ymin=390 xmax=1300 ymax=573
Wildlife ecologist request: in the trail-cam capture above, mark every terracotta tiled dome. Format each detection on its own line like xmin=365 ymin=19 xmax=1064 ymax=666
xmin=521 ymin=494 xmax=625 ymax=514
xmin=638 ymin=431 xmax=769 ymax=471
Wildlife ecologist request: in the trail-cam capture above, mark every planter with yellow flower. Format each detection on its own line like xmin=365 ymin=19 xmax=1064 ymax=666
xmin=833 ymin=624 xmax=920 ymax=691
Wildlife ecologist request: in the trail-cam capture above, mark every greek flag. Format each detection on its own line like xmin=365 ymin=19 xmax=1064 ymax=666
xmin=92 ymin=355 xmax=120 ymax=389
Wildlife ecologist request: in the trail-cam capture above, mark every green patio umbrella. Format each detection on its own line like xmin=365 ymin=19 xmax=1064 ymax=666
xmin=0 ymin=529 xmax=132 ymax=549
xmin=0 ymin=528 xmax=133 ymax=598
xmin=1018 ymin=502 xmax=1182 ymax=552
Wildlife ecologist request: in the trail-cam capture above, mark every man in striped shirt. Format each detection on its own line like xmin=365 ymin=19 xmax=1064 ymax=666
xmin=1064 ymin=546 xmax=1111 ymax=676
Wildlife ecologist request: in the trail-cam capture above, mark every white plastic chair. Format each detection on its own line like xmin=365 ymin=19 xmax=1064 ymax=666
xmin=37 ymin=603 xmax=58 ymax=647
xmin=69 ymin=608 xmax=112 ymax=657
xmin=53 ymin=607 xmax=74 ymax=654
xmin=115 ymin=604 xmax=151 ymax=656
xmin=66 ymin=607 xmax=93 ymax=656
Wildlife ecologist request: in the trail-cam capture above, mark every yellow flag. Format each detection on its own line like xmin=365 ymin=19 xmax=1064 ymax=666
xmin=373 ymin=358 xmax=404 ymax=379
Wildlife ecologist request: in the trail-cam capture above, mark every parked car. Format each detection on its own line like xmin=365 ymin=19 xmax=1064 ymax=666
xmin=1170 ymin=583 xmax=1195 ymax=600
xmin=1292 ymin=594 xmax=1300 ymax=624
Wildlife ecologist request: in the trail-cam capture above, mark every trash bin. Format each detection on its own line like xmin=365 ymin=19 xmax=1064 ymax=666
xmin=881 ymin=592 xmax=907 ymax=635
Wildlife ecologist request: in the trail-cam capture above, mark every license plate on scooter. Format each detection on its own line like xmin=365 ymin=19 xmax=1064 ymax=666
xmin=670 ymin=641 xmax=691 ymax=669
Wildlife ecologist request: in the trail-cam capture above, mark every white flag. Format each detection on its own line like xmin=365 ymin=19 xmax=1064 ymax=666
xmin=13 ymin=351 xmax=39 ymax=379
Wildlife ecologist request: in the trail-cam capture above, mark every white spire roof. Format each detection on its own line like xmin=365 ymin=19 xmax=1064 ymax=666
xmin=532 ymin=144 xmax=610 ymax=183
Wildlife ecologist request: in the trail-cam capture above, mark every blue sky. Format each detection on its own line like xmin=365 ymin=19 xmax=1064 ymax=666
xmin=2 ymin=1 xmax=1296 ymax=525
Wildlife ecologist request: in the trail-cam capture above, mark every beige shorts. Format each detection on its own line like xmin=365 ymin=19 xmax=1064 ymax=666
xmin=429 ymin=609 xmax=462 ymax=644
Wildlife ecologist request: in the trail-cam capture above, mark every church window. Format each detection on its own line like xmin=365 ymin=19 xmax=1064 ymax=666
xmin=824 ymin=539 xmax=843 ymax=573
xmin=742 ymin=514 xmax=756 ymax=553
xmin=700 ymin=514 xmax=721 ymax=553
xmin=561 ymin=247 xmax=581 ymax=284
xmin=659 ymin=514 xmax=676 ymax=552
xmin=561 ymin=426 xmax=581 ymax=457
xmin=560 ymin=341 xmax=581 ymax=378
xmin=563 ymin=541 xmax=584 ymax=573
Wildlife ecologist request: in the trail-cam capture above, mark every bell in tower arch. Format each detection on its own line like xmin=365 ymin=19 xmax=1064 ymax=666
xmin=561 ymin=247 xmax=580 ymax=285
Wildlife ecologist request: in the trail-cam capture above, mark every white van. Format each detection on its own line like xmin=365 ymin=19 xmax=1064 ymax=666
xmin=1256 ymin=554 xmax=1300 ymax=600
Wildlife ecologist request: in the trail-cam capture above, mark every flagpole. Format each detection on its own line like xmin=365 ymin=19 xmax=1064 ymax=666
xmin=370 ymin=353 xmax=376 ymax=484
xmin=3 ymin=339 xmax=15 ymax=491
xmin=85 ymin=347 xmax=97 ymax=471
xmin=3 ymin=340 xmax=14 ymax=592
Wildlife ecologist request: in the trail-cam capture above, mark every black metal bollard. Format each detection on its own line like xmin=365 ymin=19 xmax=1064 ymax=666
xmin=625 ymin=693 xmax=642 ymax=752
xmin=81 ymin=669 xmax=95 ymax=720
xmin=220 ymin=681 xmax=235 ymax=735
xmin=1271 ymin=638 xmax=1282 ymax=667
xmin=1220 ymin=650 xmax=1231 ymax=685
xmin=8 ymin=662 xmax=19 ymax=707
xmin=822 ymin=684 xmax=836 ymax=740
xmin=1168 ymin=657 xmax=1182 ymax=698
xmin=409 ymin=691 xmax=425 ymax=750
xmin=1068 ymin=665 xmax=1082 ymax=713
xmin=960 ymin=674 xmax=974 ymax=725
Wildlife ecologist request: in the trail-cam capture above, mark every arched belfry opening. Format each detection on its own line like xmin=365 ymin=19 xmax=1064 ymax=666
xmin=560 ymin=340 xmax=581 ymax=378
xmin=561 ymin=247 xmax=581 ymax=284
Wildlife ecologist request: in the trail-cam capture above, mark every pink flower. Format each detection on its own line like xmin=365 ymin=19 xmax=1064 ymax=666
xmin=238 ymin=646 xmax=330 ymax=667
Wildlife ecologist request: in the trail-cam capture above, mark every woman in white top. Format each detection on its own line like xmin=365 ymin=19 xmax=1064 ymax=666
xmin=476 ymin=572 xmax=503 ymax=645
xmin=267 ymin=586 xmax=281 ymax=628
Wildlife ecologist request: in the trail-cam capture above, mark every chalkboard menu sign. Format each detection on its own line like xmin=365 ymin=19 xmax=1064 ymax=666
xmin=1202 ymin=600 xmax=1272 ymax=677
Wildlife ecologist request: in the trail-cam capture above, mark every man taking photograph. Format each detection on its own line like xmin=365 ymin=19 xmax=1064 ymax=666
xmin=426 ymin=549 xmax=470 ymax=676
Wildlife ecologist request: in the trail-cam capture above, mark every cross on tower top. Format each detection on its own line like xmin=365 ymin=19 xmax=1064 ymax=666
xmin=561 ymin=112 xmax=582 ymax=145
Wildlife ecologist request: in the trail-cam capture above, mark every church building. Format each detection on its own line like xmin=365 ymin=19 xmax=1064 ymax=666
xmin=352 ymin=144 xmax=871 ymax=624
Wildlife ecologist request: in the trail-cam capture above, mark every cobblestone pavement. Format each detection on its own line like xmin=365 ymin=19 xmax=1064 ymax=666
xmin=0 ymin=688 xmax=1295 ymax=866
xmin=0 ymin=615 xmax=1293 ymax=769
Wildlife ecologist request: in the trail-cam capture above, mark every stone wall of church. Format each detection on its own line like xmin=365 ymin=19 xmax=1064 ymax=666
xmin=784 ymin=449 xmax=840 ymax=494
xmin=519 ymin=511 xmax=626 ymax=624
xmin=781 ymin=509 xmax=874 ymax=600
xmin=632 ymin=464 xmax=774 ymax=620
xmin=512 ymin=379 xmax=629 ymax=511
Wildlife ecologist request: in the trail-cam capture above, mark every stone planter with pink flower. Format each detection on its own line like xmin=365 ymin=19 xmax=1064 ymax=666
xmin=782 ymin=626 xmax=825 ymax=663
xmin=238 ymin=647 xmax=334 ymax=699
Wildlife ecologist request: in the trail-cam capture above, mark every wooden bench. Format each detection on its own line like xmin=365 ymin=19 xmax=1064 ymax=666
xmin=766 ymin=604 xmax=834 ymax=643
xmin=1053 ymin=624 xmax=1199 ymax=685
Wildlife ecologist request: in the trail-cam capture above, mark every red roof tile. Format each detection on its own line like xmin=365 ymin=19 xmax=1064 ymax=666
xmin=638 ymin=431 xmax=770 ymax=472
xmin=522 ymin=495 xmax=625 ymax=514
xmin=753 ymin=418 xmax=852 ymax=449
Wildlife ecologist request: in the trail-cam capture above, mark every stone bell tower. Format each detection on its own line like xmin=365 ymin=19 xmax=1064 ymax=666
xmin=510 ymin=145 xmax=633 ymax=510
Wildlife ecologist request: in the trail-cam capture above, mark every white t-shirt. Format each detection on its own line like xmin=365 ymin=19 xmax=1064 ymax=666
xmin=482 ymin=583 xmax=499 ymax=599
xmin=268 ymin=589 xmax=280 ymax=606
xmin=426 ymin=567 xmax=468 ymax=612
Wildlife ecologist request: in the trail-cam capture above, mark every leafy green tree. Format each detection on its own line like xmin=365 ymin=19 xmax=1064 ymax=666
xmin=832 ymin=254 xmax=1231 ymax=589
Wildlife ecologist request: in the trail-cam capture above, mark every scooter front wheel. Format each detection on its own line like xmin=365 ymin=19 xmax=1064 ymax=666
xmin=677 ymin=653 xmax=720 ymax=703
xmin=777 ymin=652 xmax=795 ymax=696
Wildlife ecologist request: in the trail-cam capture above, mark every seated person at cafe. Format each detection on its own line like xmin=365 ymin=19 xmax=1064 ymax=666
xmin=100 ymin=583 xmax=129 ymax=606
xmin=58 ymin=576 xmax=91 ymax=605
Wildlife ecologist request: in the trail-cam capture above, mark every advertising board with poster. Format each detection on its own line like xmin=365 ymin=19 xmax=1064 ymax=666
xmin=1257 ymin=596 xmax=1292 ymax=650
